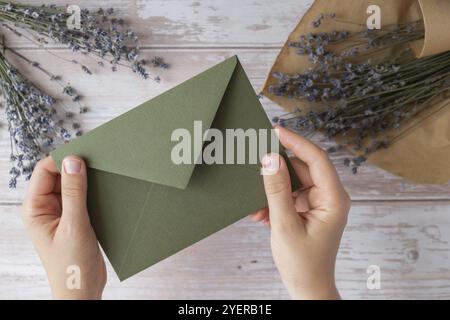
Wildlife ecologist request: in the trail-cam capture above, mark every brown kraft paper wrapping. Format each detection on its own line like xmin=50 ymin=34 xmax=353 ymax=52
xmin=262 ymin=0 xmax=450 ymax=184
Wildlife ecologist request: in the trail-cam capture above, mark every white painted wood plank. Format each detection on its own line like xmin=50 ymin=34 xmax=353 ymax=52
xmin=2 ymin=0 xmax=312 ymax=48
xmin=1 ymin=49 xmax=449 ymax=202
xmin=0 ymin=0 xmax=447 ymax=303
xmin=1 ymin=202 xmax=450 ymax=299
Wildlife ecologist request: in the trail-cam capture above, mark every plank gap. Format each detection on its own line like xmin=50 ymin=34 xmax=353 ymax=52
xmin=5 ymin=199 xmax=450 ymax=207
xmin=5 ymin=46 xmax=284 ymax=51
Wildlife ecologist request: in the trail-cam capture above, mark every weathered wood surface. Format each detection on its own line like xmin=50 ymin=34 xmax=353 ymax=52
xmin=5 ymin=0 xmax=313 ymax=48
xmin=1 ymin=49 xmax=449 ymax=202
xmin=0 ymin=0 xmax=449 ymax=300
xmin=1 ymin=202 xmax=450 ymax=300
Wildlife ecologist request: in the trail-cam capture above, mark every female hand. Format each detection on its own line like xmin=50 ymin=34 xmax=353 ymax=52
xmin=22 ymin=156 xmax=106 ymax=299
xmin=252 ymin=126 xmax=350 ymax=300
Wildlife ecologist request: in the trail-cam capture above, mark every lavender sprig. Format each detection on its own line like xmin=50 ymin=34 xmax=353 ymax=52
xmin=0 ymin=50 xmax=78 ymax=188
xmin=0 ymin=2 xmax=168 ymax=80
xmin=270 ymin=17 xmax=450 ymax=173
xmin=274 ymin=49 xmax=450 ymax=173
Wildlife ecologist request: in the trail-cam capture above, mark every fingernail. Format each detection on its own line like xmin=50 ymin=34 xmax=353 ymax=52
xmin=63 ymin=158 xmax=81 ymax=174
xmin=261 ymin=153 xmax=280 ymax=175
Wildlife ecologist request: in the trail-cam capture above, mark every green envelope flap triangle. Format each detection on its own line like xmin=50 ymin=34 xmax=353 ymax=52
xmin=51 ymin=56 xmax=239 ymax=189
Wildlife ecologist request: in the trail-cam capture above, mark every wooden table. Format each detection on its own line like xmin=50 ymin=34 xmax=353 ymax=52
xmin=1 ymin=0 xmax=449 ymax=300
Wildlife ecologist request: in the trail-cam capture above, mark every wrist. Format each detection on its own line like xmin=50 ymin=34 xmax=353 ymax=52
xmin=51 ymin=281 xmax=104 ymax=300
xmin=289 ymin=282 xmax=340 ymax=300
xmin=49 ymin=266 xmax=106 ymax=300
xmin=284 ymin=272 xmax=340 ymax=300
xmin=52 ymin=288 xmax=103 ymax=300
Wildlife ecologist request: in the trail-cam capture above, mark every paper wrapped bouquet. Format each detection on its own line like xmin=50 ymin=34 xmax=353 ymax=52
xmin=262 ymin=0 xmax=450 ymax=184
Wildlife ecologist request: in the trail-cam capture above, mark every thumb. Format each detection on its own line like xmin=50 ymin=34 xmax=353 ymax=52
xmin=60 ymin=156 xmax=89 ymax=226
xmin=261 ymin=153 xmax=300 ymax=230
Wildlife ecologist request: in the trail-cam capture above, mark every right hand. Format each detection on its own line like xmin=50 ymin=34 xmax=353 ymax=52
xmin=251 ymin=126 xmax=350 ymax=300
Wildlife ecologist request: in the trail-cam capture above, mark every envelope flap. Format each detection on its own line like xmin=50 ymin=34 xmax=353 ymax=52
xmin=51 ymin=56 xmax=238 ymax=189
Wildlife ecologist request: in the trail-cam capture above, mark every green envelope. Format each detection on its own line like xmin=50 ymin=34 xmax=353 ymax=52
xmin=51 ymin=56 xmax=300 ymax=281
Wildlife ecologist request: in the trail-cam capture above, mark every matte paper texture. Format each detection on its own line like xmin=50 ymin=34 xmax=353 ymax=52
xmin=262 ymin=0 xmax=450 ymax=184
xmin=52 ymin=56 xmax=300 ymax=280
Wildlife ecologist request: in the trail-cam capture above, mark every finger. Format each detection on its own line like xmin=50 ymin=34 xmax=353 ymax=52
xmin=293 ymin=189 xmax=311 ymax=213
xmin=26 ymin=157 xmax=59 ymax=198
xmin=53 ymin=177 xmax=61 ymax=194
xmin=250 ymin=208 xmax=269 ymax=222
xmin=60 ymin=156 xmax=90 ymax=226
xmin=261 ymin=153 xmax=301 ymax=230
xmin=289 ymin=157 xmax=313 ymax=188
xmin=276 ymin=126 xmax=342 ymax=192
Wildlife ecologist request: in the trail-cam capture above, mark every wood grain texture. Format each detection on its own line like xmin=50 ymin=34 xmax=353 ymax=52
xmin=1 ymin=49 xmax=450 ymax=202
xmin=2 ymin=202 xmax=450 ymax=300
xmin=0 ymin=0 xmax=449 ymax=300
xmin=4 ymin=0 xmax=313 ymax=48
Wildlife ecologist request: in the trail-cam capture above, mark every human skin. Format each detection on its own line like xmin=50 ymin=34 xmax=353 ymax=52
xmin=22 ymin=156 xmax=106 ymax=299
xmin=251 ymin=126 xmax=350 ymax=300
xmin=22 ymin=126 xmax=349 ymax=299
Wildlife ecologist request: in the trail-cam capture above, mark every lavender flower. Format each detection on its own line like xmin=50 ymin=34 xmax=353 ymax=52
xmin=270 ymin=17 xmax=450 ymax=173
xmin=0 ymin=3 xmax=169 ymax=80
xmin=0 ymin=50 xmax=78 ymax=188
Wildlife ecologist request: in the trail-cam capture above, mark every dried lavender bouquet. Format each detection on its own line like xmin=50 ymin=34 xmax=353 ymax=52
xmin=0 ymin=49 xmax=79 ymax=187
xmin=270 ymin=16 xmax=450 ymax=173
xmin=0 ymin=3 xmax=170 ymax=187
xmin=0 ymin=1 xmax=168 ymax=79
